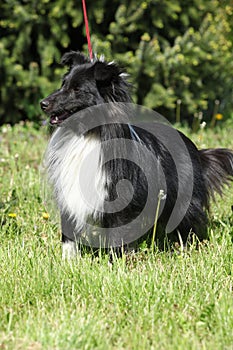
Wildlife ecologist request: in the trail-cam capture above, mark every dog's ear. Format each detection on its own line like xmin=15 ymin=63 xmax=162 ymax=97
xmin=93 ymin=61 xmax=121 ymax=83
xmin=93 ymin=60 xmax=131 ymax=102
xmin=61 ymin=51 xmax=90 ymax=67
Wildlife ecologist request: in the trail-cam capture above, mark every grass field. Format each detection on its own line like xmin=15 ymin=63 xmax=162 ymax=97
xmin=0 ymin=119 xmax=233 ymax=350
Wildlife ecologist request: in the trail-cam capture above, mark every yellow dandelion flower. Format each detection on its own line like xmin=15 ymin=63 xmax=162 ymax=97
xmin=42 ymin=212 xmax=50 ymax=220
xmin=215 ymin=113 xmax=223 ymax=120
xmin=8 ymin=213 xmax=17 ymax=218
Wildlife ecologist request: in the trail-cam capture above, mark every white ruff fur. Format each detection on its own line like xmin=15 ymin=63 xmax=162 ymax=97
xmin=46 ymin=127 xmax=107 ymax=231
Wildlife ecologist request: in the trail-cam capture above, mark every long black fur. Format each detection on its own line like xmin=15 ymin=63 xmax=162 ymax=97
xmin=41 ymin=51 xmax=233 ymax=249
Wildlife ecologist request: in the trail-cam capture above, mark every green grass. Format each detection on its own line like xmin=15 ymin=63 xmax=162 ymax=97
xmin=0 ymin=120 xmax=233 ymax=350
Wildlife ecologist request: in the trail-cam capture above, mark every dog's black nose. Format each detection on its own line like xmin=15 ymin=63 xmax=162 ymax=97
xmin=40 ymin=100 xmax=49 ymax=111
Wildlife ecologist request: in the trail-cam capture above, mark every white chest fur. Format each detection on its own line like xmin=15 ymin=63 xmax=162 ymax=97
xmin=45 ymin=127 xmax=107 ymax=231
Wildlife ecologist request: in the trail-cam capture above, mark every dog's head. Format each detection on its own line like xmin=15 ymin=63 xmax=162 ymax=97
xmin=40 ymin=51 xmax=131 ymax=125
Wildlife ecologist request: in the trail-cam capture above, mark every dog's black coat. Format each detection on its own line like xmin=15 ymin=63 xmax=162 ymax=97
xmin=41 ymin=51 xmax=233 ymax=249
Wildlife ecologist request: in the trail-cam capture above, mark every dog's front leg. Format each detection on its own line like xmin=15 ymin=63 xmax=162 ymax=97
xmin=61 ymin=213 xmax=79 ymax=259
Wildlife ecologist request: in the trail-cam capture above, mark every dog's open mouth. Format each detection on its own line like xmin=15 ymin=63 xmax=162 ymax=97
xmin=50 ymin=111 xmax=71 ymax=125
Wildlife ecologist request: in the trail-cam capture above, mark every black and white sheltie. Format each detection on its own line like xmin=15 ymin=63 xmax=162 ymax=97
xmin=40 ymin=51 xmax=233 ymax=258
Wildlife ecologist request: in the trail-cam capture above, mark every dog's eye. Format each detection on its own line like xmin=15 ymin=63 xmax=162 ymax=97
xmin=73 ymin=87 xmax=79 ymax=92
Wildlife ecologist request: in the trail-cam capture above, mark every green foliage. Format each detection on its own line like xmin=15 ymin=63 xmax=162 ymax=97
xmin=103 ymin=0 xmax=233 ymax=120
xmin=0 ymin=0 xmax=233 ymax=124
xmin=0 ymin=0 xmax=81 ymax=124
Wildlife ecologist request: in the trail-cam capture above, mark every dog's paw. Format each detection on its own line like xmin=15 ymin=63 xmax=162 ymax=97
xmin=62 ymin=240 xmax=78 ymax=260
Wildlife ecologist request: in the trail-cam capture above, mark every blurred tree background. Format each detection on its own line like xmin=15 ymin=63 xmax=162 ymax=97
xmin=0 ymin=0 xmax=233 ymax=125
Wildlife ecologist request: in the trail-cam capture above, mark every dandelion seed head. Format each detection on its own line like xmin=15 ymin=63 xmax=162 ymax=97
xmin=158 ymin=189 xmax=167 ymax=200
xmin=200 ymin=121 xmax=206 ymax=130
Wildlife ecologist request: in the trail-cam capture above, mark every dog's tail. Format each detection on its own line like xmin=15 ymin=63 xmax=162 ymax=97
xmin=199 ymin=148 xmax=233 ymax=204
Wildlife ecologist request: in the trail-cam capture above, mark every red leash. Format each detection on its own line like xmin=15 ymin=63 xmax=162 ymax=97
xmin=82 ymin=0 xmax=93 ymax=60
